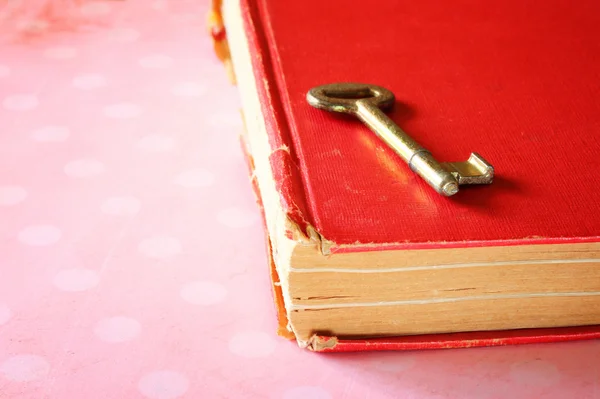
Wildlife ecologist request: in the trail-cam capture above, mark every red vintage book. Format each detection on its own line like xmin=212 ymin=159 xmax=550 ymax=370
xmin=213 ymin=0 xmax=600 ymax=351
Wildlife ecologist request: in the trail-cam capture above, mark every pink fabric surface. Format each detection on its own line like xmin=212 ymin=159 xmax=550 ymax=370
xmin=0 ymin=0 xmax=599 ymax=398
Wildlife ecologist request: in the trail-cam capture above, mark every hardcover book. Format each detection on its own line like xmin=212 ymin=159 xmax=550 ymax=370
xmin=211 ymin=0 xmax=600 ymax=351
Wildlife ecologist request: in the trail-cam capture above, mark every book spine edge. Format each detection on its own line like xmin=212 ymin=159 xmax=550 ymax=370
xmin=238 ymin=117 xmax=296 ymax=341
xmin=308 ymin=325 xmax=600 ymax=352
xmin=238 ymin=0 xmax=315 ymax=237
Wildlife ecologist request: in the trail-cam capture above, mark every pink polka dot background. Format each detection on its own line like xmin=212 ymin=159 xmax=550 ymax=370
xmin=0 ymin=0 xmax=599 ymax=398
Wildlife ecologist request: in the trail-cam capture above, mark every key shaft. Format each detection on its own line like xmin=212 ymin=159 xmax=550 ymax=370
xmin=355 ymin=101 xmax=459 ymax=196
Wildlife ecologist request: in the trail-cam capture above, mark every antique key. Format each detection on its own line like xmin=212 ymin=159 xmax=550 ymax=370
xmin=306 ymin=83 xmax=494 ymax=196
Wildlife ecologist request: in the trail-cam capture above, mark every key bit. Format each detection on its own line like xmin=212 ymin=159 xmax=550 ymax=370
xmin=306 ymin=82 xmax=494 ymax=196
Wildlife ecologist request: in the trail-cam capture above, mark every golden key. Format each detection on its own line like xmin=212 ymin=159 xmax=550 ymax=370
xmin=306 ymin=82 xmax=494 ymax=196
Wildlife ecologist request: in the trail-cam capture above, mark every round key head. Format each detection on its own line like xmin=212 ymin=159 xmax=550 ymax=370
xmin=306 ymin=82 xmax=395 ymax=114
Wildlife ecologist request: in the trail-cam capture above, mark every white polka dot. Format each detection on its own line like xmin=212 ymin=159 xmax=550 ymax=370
xmin=0 ymin=355 xmax=50 ymax=382
xmin=171 ymin=82 xmax=206 ymax=97
xmin=0 ymin=65 xmax=10 ymax=78
xmin=180 ymin=281 xmax=227 ymax=305
xmin=3 ymin=94 xmax=38 ymax=111
xmin=79 ymin=2 xmax=111 ymax=16
xmin=217 ymin=207 xmax=259 ymax=228
xmin=510 ymin=360 xmax=560 ymax=387
xmin=208 ymin=111 xmax=243 ymax=128
xmin=44 ymin=46 xmax=77 ymax=59
xmin=31 ymin=125 xmax=70 ymax=142
xmin=170 ymin=14 xmax=200 ymax=24
xmin=15 ymin=19 xmax=49 ymax=34
xmin=229 ymin=331 xmax=276 ymax=358
xmin=18 ymin=225 xmax=61 ymax=246
xmin=136 ymin=135 xmax=176 ymax=152
xmin=94 ymin=316 xmax=141 ymax=343
xmin=138 ymin=370 xmax=189 ymax=399
xmin=0 ymin=303 xmax=11 ymax=325
xmin=53 ymin=269 xmax=99 ymax=292
xmin=0 ymin=186 xmax=27 ymax=206
xmin=173 ymin=169 xmax=214 ymax=188
xmin=370 ymin=353 xmax=416 ymax=372
xmin=109 ymin=28 xmax=140 ymax=42
xmin=64 ymin=159 xmax=105 ymax=178
xmin=101 ymin=196 xmax=141 ymax=216
xmin=104 ymin=103 xmax=142 ymax=119
xmin=139 ymin=54 xmax=173 ymax=69
xmin=283 ymin=386 xmax=332 ymax=399
xmin=151 ymin=0 xmax=168 ymax=11
xmin=138 ymin=236 xmax=182 ymax=259
xmin=72 ymin=74 xmax=107 ymax=90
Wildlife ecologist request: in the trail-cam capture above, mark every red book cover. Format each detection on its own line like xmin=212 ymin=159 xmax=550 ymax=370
xmin=215 ymin=0 xmax=600 ymax=351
